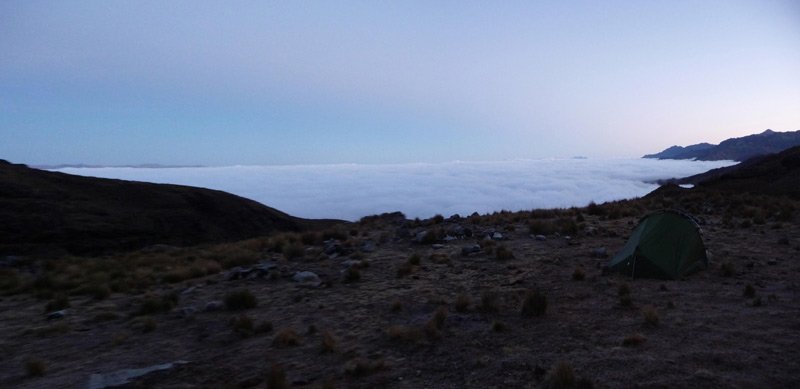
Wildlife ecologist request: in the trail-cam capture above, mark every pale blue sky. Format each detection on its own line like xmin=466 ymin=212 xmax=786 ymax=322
xmin=2 ymin=1 xmax=799 ymax=165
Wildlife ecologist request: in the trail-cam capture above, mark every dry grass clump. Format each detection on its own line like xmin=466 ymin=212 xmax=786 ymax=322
xmin=282 ymin=242 xmax=305 ymax=260
xmin=395 ymin=262 xmax=413 ymax=278
xmin=231 ymin=314 xmax=254 ymax=337
xmin=572 ymin=267 xmax=586 ymax=281
xmin=25 ymin=358 xmax=46 ymax=377
xmin=743 ymin=284 xmax=756 ymax=298
xmin=225 ymin=288 xmax=257 ymax=311
xmin=408 ymin=253 xmax=421 ymax=265
xmin=479 ymin=290 xmax=499 ymax=313
xmin=491 ymin=320 xmax=506 ymax=332
xmin=343 ymin=358 xmax=385 ymax=377
xmin=641 ymin=305 xmax=659 ymax=327
xmin=495 ymin=245 xmax=515 ymax=260
xmin=266 ymin=363 xmax=288 ymax=389
xmin=720 ymin=260 xmax=735 ymax=277
xmin=390 ymin=300 xmax=403 ymax=312
xmin=136 ymin=292 xmax=178 ymax=316
xmin=132 ymin=316 xmax=157 ymax=333
xmin=320 ymin=330 xmax=337 ymax=353
xmin=428 ymin=252 xmax=450 ymax=264
xmin=618 ymin=283 xmax=633 ymax=307
xmin=622 ymin=333 xmax=647 ymax=347
xmin=547 ymin=361 xmax=575 ymax=389
xmin=272 ymin=329 xmax=300 ymax=348
xmin=44 ymin=295 xmax=70 ymax=312
xmin=342 ymin=267 xmax=361 ymax=283
xmin=386 ymin=325 xmax=425 ymax=342
xmin=454 ymin=293 xmax=471 ymax=313
xmin=520 ymin=289 xmax=547 ymax=317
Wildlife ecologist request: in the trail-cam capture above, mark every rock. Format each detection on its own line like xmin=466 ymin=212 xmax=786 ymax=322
xmin=431 ymin=244 xmax=445 ymax=250
xmin=204 ymin=301 xmax=224 ymax=312
xmin=461 ymin=244 xmax=482 ymax=256
xmin=593 ymin=247 xmax=608 ymax=258
xmin=492 ymin=232 xmax=504 ymax=241
xmin=292 ymin=271 xmax=320 ymax=283
xmin=181 ymin=286 xmax=197 ymax=295
xmin=341 ymin=260 xmax=366 ymax=269
xmin=694 ymin=368 xmax=715 ymax=380
xmin=360 ymin=240 xmax=376 ymax=253
xmin=88 ymin=360 xmax=189 ymax=389
xmin=443 ymin=235 xmax=458 ymax=242
xmin=46 ymin=309 xmax=68 ymax=320
xmin=227 ymin=266 xmax=254 ymax=281
xmin=534 ymin=235 xmax=546 ymax=241
xmin=177 ymin=307 xmax=197 ymax=318
xmin=413 ymin=231 xmax=430 ymax=244
xmin=254 ymin=262 xmax=277 ymax=277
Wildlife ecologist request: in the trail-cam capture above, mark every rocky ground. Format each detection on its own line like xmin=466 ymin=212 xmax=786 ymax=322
xmin=1 ymin=188 xmax=799 ymax=388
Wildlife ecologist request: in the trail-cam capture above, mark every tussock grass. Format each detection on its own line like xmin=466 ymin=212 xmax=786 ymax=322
xmin=225 ymin=289 xmax=257 ymax=311
xmin=520 ymin=289 xmax=547 ymax=317
xmin=272 ymin=329 xmax=300 ymax=347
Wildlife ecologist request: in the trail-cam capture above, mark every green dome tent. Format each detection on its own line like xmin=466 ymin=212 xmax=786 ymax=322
xmin=609 ymin=210 xmax=708 ymax=280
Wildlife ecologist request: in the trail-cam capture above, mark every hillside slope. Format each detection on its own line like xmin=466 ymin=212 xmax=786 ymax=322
xmin=0 ymin=160 xmax=325 ymax=255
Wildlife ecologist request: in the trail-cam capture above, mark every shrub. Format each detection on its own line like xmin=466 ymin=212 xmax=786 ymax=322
xmin=547 ymin=361 xmax=575 ymax=389
xmin=386 ymin=325 xmax=424 ymax=342
xmin=390 ymin=300 xmax=403 ymax=312
xmin=225 ymin=289 xmax=257 ymax=311
xmin=231 ymin=314 xmax=254 ymax=337
xmin=495 ymin=245 xmax=515 ymax=260
xmin=491 ymin=320 xmax=506 ymax=332
xmin=267 ymin=364 xmax=288 ymax=389
xmin=642 ymin=305 xmax=659 ymax=327
xmin=272 ymin=329 xmax=300 ymax=347
xmin=454 ymin=293 xmax=470 ymax=313
xmin=743 ymin=284 xmax=756 ymax=298
xmin=622 ymin=333 xmax=646 ymax=347
xmin=572 ymin=267 xmax=586 ymax=281
xmin=721 ymin=261 xmax=735 ymax=277
xmin=320 ymin=330 xmax=336 ymax=353
xmin=429 ymin=306 xmax=447 ymax=330
xmin=282 ymin=243 xmax=305 ymax=260
xmin=396 ymin=262 xmax=413 ymax=278
xmin=44 ymin=295 xmax=70 ymax=313
xmin=342 ymin=267 xmax=361 ymax=283
xmin=520 ymin=289 xmax=547 ymax=317
xmin=429 ymin=253 xmax=450 ymax=264
xmin=136 ymin=294 xmax=177 ymax=316
xmin=479 ymin=290 xmax=499 ymax=313
xmin=25 ymin=358 xmax=46 ymax=377
xmin=408 ymin=253 xmax=421 ymax=265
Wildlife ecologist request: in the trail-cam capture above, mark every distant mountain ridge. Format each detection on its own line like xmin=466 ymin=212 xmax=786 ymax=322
xmin=643 ymin=129 xmax=800 ymax=161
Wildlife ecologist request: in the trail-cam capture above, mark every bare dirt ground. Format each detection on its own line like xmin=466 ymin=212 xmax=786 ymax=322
xmin=2 ymin=191 xmax=799 ymax=388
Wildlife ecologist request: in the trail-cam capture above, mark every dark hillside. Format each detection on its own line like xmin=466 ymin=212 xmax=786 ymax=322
xmin=0 ymin=160 xmax=327 ymax=255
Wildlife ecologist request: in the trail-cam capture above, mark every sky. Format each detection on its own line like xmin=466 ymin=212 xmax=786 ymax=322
xmin=2 ymin=1 xmax=799 ymax=166
xmin=55 ymin=159 xmax=734 ymax=220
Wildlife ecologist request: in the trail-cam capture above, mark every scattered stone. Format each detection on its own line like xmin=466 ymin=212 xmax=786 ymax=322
xmin=204 ymin=301 xmax=224 ymax=312
xmin=177 ymin=307 xmax=197 ymax=318
xmin=534 ymin=235 xmax=547 ymax=241
xmin=181 ymin=286 xmax=196 ymax=295
xmin=443 ymin=235 xmax=458 ymax=242
xmin=292 ymin=271 xmax=321 ymax=283
xmin=461 ymin=244 xmax=482 ymax=256
xmin=227 ymin=267 xmax=253 ymax=281
xmin=88 ymin=360 xmax=189 ymax=389
xmin=360 ymin=240 xmax=376 ymax=253
xmin=492 ymin=232 xmax=504 ymax=241
xmin=413 ymin=231 xmax=430 ymax=244
xmin=46 ymin=309 xmax=68 ymax=320
xmin=593 ymin=247 xmax=608 ymax=258
xmin=431 ymin=244 xmax=445 ymax=250
xmin=694 ymin=369 xmax=715 ymax=380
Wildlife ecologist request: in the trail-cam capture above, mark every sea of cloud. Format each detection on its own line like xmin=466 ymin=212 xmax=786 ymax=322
xmin=54 ymin=159 xmax=735 ymax=221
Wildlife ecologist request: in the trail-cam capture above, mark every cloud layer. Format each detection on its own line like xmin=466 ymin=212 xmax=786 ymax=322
xmin=55 ymin=159 xmax=734 ymax=221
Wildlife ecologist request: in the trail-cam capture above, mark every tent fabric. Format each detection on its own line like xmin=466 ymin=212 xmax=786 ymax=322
xmin=609 ymin=210 xmax=708 ymax=280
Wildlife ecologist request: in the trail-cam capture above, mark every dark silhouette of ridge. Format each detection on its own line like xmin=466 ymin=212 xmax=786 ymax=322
xmin=0 ymin=160 xmax=336 ymax=256
xmin=643 ymin=129 xmax=800 ymax=161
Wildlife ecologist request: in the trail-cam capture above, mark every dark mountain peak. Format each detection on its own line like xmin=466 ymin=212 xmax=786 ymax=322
xmin=643 ymin=129 xmax=800 ymax=161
